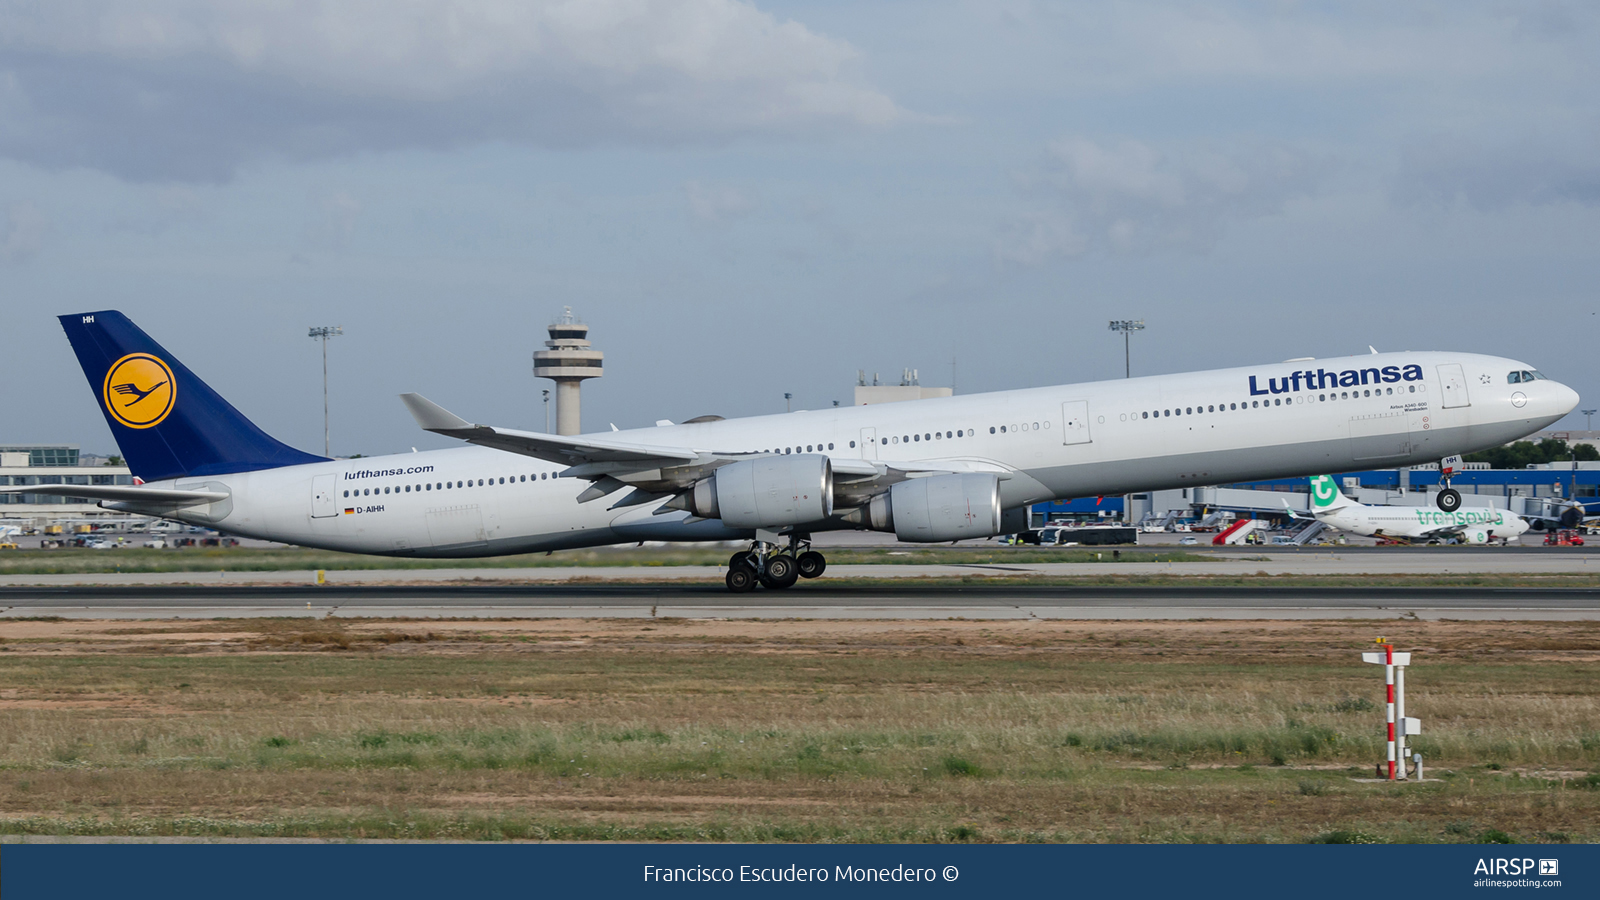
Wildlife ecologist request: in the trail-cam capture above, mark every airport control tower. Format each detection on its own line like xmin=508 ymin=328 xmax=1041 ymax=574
xmin=533 ymin=307 xmax=603 ymax=435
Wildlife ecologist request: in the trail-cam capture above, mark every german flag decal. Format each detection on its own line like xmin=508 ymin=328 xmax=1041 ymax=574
xmin=344 ymin=508 xmax=355 ymax=515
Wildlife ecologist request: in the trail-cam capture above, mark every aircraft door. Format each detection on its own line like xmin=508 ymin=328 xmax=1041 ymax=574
xmin=1061 ymin=401 xmax=1091 ymax=445
xmin=311 ymin=474 xmax=338 ymax=518
xmin=860 ymin=427 xmax=877 ymax=460
xmin=1437 ymin=364 xmax=1471 ymax=409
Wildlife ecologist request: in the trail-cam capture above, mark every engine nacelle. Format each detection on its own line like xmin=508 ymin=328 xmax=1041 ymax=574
xmin=687 ymin=455 xmax=833 ymax=528
xmin=866 ymin=473 xmax=1002 ymax=542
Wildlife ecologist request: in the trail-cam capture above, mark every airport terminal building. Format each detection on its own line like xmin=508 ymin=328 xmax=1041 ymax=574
xmin=1039 ymin=459 xmax=1598 ymax=527
xmin=0 ymin=445 xmax=134 ymax=524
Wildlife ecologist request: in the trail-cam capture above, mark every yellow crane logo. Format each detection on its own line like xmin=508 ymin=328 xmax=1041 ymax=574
xmin=102 ymin=353 xmax=176 ymax=429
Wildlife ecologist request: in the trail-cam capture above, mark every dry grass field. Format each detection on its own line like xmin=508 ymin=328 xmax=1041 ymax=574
xmin=0 ymin=616 xmax=1596 ymax=843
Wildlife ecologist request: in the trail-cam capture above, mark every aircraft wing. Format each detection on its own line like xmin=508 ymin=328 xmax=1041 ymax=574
xmin=401 ymin=393 xmax=982 ymax=506
xmin=401 ymin=393 xmax=702 ymax=469
xmin=0 ymin=485 xmax=228 ymax=507
xmin=403 ymin=393 xmax=910 ymax=476
xmin=1281 ymin=498 xmax=1313 ymax=520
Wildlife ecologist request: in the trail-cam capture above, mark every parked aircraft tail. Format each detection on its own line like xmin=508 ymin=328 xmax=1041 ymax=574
xmin=1308 ymin=474 xmax=1358 ymax=513
xmin=59 ymin=311 xmax=326 ymax=482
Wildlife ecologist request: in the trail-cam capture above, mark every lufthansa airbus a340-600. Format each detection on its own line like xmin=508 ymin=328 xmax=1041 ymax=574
xmin=7 ymin=312 xmax=1580 ymax=590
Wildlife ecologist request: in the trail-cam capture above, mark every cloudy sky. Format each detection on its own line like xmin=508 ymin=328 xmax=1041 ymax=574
xmin=2 ymin=1 xmax=1598 ymax=457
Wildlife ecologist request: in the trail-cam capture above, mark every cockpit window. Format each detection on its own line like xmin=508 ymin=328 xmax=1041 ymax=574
xmin=1529 ymin=370 xmax=1547 ymax=380
xmin=1507 ymin=370 xmax=1545 ymax=383
xmin=1508 ymin=371 xmax=1523 ymax=383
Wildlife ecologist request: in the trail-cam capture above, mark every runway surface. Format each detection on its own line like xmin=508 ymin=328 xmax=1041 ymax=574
xmin=3 ymin=582 xmax=1596 ymax=620
xmin=5 ymin=550 xmax=1600 ymax=590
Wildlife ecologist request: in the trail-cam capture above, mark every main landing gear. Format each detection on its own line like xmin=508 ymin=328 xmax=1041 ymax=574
xmin=724 ymin=533 xmax=827 ymax=592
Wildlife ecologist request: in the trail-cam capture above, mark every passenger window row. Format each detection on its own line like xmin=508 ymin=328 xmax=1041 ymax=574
xmin=881 ymin=429 xmax=971 ymax=445
xmin=751 ymin=432 xmax=979 ymax=450
xmin=1127 ymin=385 xmax=1419 ymax=420
xmin=342 ymin=471 xmax=554 ymax=498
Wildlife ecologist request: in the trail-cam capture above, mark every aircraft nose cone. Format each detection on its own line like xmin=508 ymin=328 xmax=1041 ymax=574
xmin=1552 ymin=381 xmax=1580 ymax=417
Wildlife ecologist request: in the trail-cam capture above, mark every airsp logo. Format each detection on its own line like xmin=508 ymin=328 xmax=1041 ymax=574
xmin=102 ymin=353 xmax=176 ymax=429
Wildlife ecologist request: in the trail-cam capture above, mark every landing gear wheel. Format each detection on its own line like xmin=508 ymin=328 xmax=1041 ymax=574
xmin=1436 ymin=489 xmax=1462 ymax=513
xmin=796 ymin=551 xmax=827 ymax=579
xmin=729 ymin=551 xmax=752 ymax=570
xmin=725 ymin=566 xmax=758 ymax=592
xmin=760 ymin=554 xmax=799 ymax=589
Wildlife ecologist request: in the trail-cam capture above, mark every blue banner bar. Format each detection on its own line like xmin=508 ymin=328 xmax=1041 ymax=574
xmin=2 ymin=843 xmax=1592 ymax=899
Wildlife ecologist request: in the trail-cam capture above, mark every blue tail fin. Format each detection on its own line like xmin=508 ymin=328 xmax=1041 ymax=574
xmin=60 ymin=311 xmax=327 ymax=482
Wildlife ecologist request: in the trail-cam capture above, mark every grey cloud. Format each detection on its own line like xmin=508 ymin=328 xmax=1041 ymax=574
xmin=685 ymin=180 xmax=758 ymax=223
xmin=997 ymin=137 xmax=1318 ymax=263
xmin=306 ymin=189 xmax=362 ymax=249
xmin=0 ymin=199 xmax=46 ymax=262
xmin=981 ymin=3 xmax=1599 ymax=90
xmin=1394 ymin=132 xmax=1600 ymax=210
xmin=107 ymin=185 xmax=213 ymax=235
xmin=0 ymin=1 xmax=902 ymax=182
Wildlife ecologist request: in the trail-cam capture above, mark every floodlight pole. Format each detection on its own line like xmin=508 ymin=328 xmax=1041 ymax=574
xmin=308 ymin=326 xmax=343 ymax=457
xmin=1582 ymin=411 xmax=1597 ymax=504
xmin=543 ymin=390 xmax=551 ymax=433
xmin=1108 ymin=319 xmax=1145 ymax=378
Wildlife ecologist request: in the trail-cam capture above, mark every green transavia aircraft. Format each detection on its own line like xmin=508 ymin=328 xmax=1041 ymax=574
xmin=1298 ymin=474 xmax=1530 ymax=544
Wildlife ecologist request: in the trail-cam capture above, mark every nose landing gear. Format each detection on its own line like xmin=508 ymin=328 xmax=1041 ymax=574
xmin=1435 ymin=455 xmax=1463 ymax=512
xmin=723 ymin=533 xmax=827 ymax=591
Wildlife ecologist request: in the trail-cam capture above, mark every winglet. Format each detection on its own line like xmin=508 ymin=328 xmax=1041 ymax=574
xmin=400 ymin=393 xmax=474 ymax=433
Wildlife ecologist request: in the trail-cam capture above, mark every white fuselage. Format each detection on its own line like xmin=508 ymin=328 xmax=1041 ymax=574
xmin=135 ymin=351 xmax=1576 ymax=557
xmin=1315 ymin=502 xmax=1530 ymax=544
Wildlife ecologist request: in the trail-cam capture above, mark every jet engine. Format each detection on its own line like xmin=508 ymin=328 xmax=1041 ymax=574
xmin=865 ymin=473 xmax=1001 ymax=542
xmin=684 ymin=455 xmax=833 ymax=528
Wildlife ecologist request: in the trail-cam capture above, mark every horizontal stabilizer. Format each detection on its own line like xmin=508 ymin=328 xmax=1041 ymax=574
xmin=0 ymin=485 xmax=228 ymax=507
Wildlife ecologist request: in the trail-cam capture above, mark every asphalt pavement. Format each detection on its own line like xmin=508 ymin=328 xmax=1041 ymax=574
xmin=3 ymin=581 xmax=1595 ymax=620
